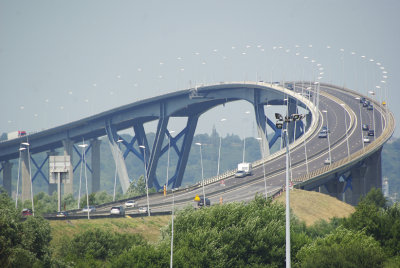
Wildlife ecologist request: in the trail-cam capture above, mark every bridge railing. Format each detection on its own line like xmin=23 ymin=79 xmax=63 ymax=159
xmin=197 ymin=82 xmax=321 ymax=187
xmin=294 ymin=89 xmax=395 ymax=184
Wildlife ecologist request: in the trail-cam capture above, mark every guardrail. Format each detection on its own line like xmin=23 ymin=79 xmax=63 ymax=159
xmin=196 ymin=82 xmax=321 ymax=187
xmin=294 ymin=84 xmax=395 ymax=186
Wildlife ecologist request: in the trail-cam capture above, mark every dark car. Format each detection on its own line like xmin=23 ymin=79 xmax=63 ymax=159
xmin=22 ymin=208 xmax=32 ymax=216
xmin=197 ymin=197 xmax=211 ymax=208
xmin=363 ymin=100 xmax=370 ymax=107
xmin=362 ymin=124 xmax=369 ymax=131
xmin=360 ymin=97 xmax=366 ymax=103
xmin=368 ymin=130 xmax=375 ymax=136
xmin=367 ymin=104 xmax=373 ymax=111
xmin=56 ymin=211 xmax=69 ymax=217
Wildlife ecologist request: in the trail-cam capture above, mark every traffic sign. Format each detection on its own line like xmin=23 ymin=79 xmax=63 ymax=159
xmin=194 ymin=194 xmax=201 ymax=201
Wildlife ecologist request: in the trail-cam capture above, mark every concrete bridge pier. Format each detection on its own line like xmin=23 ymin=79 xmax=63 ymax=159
xmin=319 ymin=148 xmax=383 ymax=206
xmin=1 ymin=161 xmax=13 ymax=197
xmin=91 ymin=139 xmax=101 ymax=193
xmin=62 ymin=139 xmax=74 ymax=196
xmin=21 ymin=149 xmax=31 ymax=202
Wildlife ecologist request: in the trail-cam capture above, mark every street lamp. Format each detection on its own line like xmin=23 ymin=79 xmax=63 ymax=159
xmin=355 ymin=97 xmax=365 ymax=150
xmin=139 ymin=145 xmax=151 ymax=216
xmin=368 ymin=91 xmax=376 ymax=141
xmin=274 ymin=112 xmax=303 ymax=268
xmin=217 ymin=119 xmax=227 ymax=176
xmin=166 ymin=130 xmax=175 ymax=193
xmin=113 ymin=138 xmax=123 ymax=201
xmin=78 ymin=141 xmax=89 ymax=219
xmin=322 ymin=110 xmax=332 ymax=164
xmin=195 ymin=142 xmax=205 ymax=203
xmin=256 ymin=137 xmax=268 ymax=199
xmin=170 ymin=188 xmax=176 ymax=268
xmin=340 ymin=104 xmax=350 ymax=158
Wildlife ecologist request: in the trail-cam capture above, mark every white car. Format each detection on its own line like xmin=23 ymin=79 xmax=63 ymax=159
xmin=125 ymin=200 xmax=136 ymax=208
xmin=110 ymin=206 xmax=125 ymax=216
xmin=139 ymin=207 xmax=150 ymax=213
xmin=363 ymin=136 xmax=370 ymax=143
xmin=324 ymin=158 xmax=332 ymax=165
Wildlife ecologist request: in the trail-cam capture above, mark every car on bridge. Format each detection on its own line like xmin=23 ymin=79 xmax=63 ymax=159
xmin=138 ymin=206 xmax=150 ymax=213
xmin=56 ymin=211 xmax=69 ymax=218
xmin=363 ymin=100 xmax=370 ymax=107
xmin=363 ymin=136 xmax=371 ymax=143
xmin=324 ymin=158 xmax=332 ymax=165
xmin=362 ymin=124 xmax=369 ymax=131
xmin=110 ymin=206 xmax=125 ymax=216
xmin=318 ymin=130 xmax=328 ymax=138
xmin=234 ymin=170 xmax=247 ymax=178
xmin=125 ymin=200 xmax=136 ymax=208
xmin=368 ymin=130 xmax=375 ymax=136
xmin=82 ymin=206 xmax=96 ymax=213
xmin=360 ymin=97 xmax=366 ymax=103
xmin=367 ymin=104 xmax=374 ymax=111
xmin=197 ymin=197 xmax=211 ymax=208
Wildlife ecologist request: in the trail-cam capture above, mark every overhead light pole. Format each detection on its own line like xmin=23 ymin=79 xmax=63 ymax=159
xmin=340 ymin=104 xmax=350 ymax=158
xmin=322 ymin=110 xmax=332 ymax=164
xmin=242 ymin=111 xmax=251 ymax=163
xmin=195 ymin=142 xmax=205 ymax=203
xmin=139 ymin=145 xmax=150 ymax=216
xmin=274 ymin=112 xmax=303 ymax=268
xmin=256 ymin=137 xmax=268 ymax=198
xmin=170 ymin=188 xmax=176 ymax=268
xmin=78 ymin=141 xmax=89 ymax=219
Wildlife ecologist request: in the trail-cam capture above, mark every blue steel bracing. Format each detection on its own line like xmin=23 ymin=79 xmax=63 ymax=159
xmin=31 ymin=155 xmax=49 ymax=183
xmin=73 ymin=144 xmax=93 ymax=173
xmin=267 ymin=117 xmax=282 ymax=148
xmin=172 ymin=114 xmax=199 ymax=188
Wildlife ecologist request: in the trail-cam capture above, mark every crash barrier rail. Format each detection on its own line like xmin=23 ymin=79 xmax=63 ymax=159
xmin=293 ymin=83 xmax=395 ymax=185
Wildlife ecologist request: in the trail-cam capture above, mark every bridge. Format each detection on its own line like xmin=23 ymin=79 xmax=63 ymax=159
xmin=0 ymin=81 xmax=395 ymax=207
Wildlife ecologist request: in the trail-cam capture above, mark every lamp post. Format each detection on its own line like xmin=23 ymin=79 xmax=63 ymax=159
xmin=78 ymin=141 xmax=89 ymax=219
xmin=340 ymin=104 xmax=350 ymax=158
xmin=217 ymin=119 xmax=226 ymax=176
xmin=274 ymin=112 xmax=303 ymax=268
xmin=170 ymin=188 xmax=176 ymax=268
xmin=195 ymin=142 xmax=205 ymax=203
xmin=166 ymin=130 xmax=175 ymax=192
xmin=355 ymin=97 xmax=365 ymax=150
xmin=322 ymin=110 xmax=332 ymax=164
xmin=139 ymin=145 xmax=151 ymax=216
xmin=368 ymin=90 xmax=376 ymax=141
xmin=113 ymin=138 xmax=123 ymax=201
xmin=256 ymin=137 xmax=268 ymax=198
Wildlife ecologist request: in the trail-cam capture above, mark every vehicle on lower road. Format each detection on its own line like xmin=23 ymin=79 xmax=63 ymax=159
xmin=197 ymin=197 xmax=211 ymax=208
xmin=363 ymin=136 xmax=371 ymax=143
xmin=110 ymin=206 xmax=125 ymax=216
xmin=56 ymin=211 xmax=69 ymax=218
xmin=125 ymin=200 xmax=136 ymax=208
xmin=82 ymin=206 xmax=96 ymax=213
xmin=234 ymin=170 xmax=246 ymax=178
xmin=368 ymin=130 xmax=375 ymax=136
xmin=22 ymin=208 xmax=32 ymax=216
xmin=139 ymin=207 xmax=150 ymax=213
xmin=362 ymin=124 xmax=369 ymax=131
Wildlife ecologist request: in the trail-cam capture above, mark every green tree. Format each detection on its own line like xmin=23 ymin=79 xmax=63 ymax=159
xmin=295 ymin=227 xmax=385 ymax=268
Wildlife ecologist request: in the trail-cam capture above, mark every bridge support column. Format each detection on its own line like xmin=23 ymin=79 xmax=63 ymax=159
xmin=91 ymin=139 xmax=101 ymax=193
xmin=2 ymin=161 xmax=13 ymax=197
xmin=305 ymin=112 xmax=312 ymax=132
xmin=21 ymin=149 xmax=31 ymax=202
xmin=48 ymin=151 xmax=58 ymax=196
xmin=62 ymin=139 xmax=74 ymax=196
xmin=253 ymin=91 xmax=270 ymax=158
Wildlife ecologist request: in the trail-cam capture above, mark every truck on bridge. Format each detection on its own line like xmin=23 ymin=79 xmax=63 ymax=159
xmin=7 ymin=131 xmax=26 ymax=140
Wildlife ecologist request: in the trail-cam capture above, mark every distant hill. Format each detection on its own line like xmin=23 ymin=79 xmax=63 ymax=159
xmin=274 ymin=189 xmax=355 ymax=226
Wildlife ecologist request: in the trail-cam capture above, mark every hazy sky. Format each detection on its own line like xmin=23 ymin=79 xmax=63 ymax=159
xmin=1 ymin=0 xmax=399 ymax=139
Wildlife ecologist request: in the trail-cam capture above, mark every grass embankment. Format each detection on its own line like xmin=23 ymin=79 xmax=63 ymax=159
xmin=50 ymin=216 xmax=170 ymax=248
xmin=274 ymin=189 xmax=355 ymax=226
xmin=50 ymin=190 xmax=355 ymax=248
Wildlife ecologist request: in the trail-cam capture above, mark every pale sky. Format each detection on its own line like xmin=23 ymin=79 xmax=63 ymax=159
xmin=1 ymin=0 xmax=399 ymax=138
